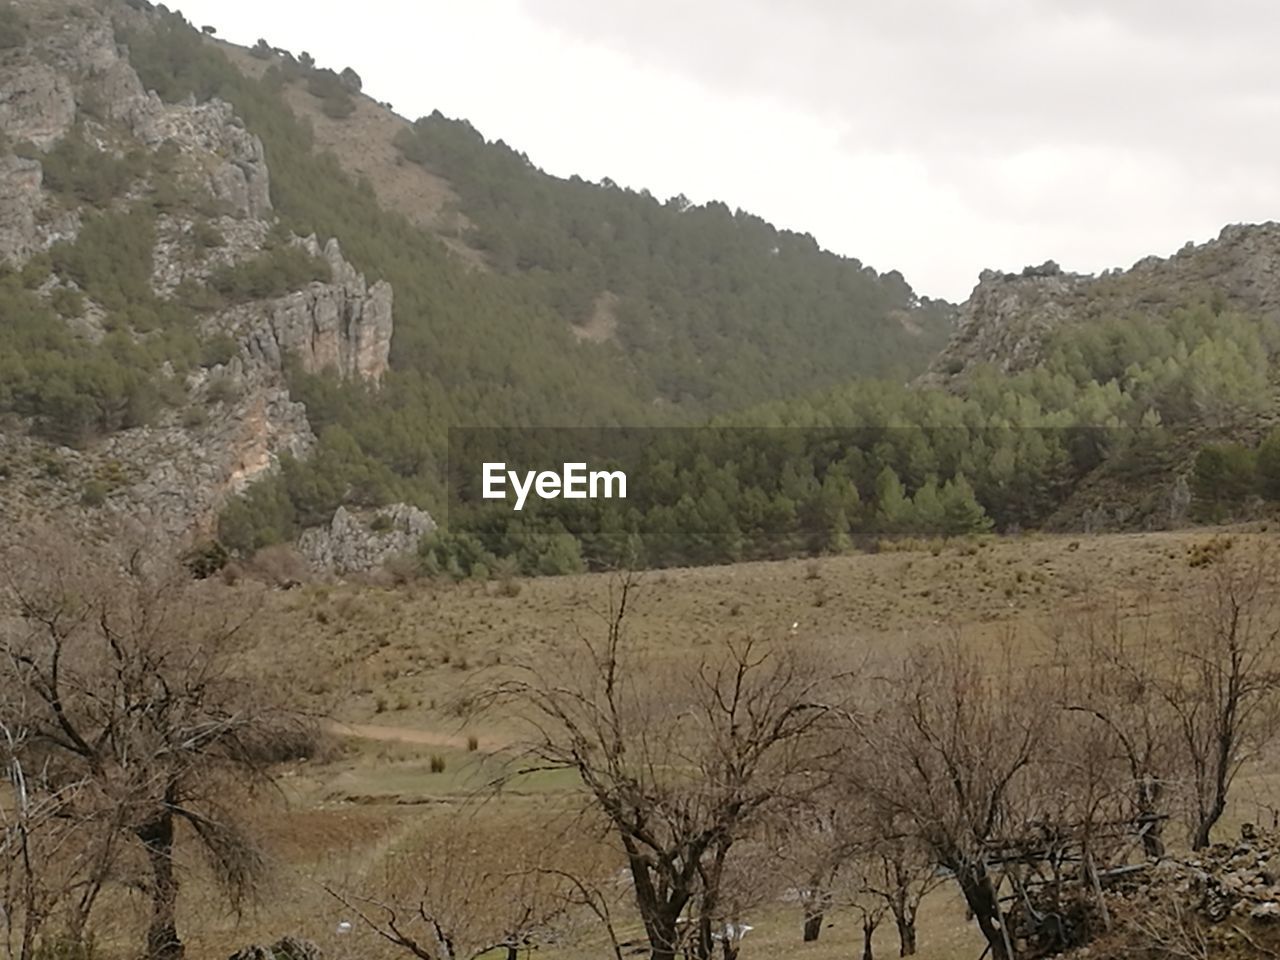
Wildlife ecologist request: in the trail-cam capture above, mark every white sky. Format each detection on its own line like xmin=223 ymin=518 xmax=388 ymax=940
xmin=167 ymin=0 xmax=1280 ymax=302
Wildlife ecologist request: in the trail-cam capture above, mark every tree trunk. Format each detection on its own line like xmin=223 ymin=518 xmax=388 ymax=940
xmin=1193 ymin=779 xmax=1229 ymax=851
xmin=622 ymin=846 xmax=685 ymax=960
xmin=802 ymin=874 xmax=833 ymax=942
xmin=647 ymin=909 xmax=681 ymax=960
xmin=1136 ymin=777 xmax=1165 ymax=859
xmin=862 ymin=918 xmax=876 ymax=960
xmin=895 ymin=911 xmax=917 ymax=956
xmin=137 ymin=809 xmax=183 ymax=960
xmin=953 ymin=863 xmax=1011 ymax=960
xmin=803 ymin=910 xmax=825 ymax=942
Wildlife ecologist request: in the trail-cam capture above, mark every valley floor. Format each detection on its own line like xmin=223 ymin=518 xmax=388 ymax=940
xmin=113 ymin=527 xmax=1280 ymax=958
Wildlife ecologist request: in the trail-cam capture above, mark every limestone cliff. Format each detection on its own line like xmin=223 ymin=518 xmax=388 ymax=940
xmin=0 ymin=1 xmax=396 ymax=548
xmin=230 ymin=236 xmax=394 ymax=383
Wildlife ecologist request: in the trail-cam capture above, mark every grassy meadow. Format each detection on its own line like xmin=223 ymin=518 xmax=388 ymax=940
xmin=85 ymin=526 xmax=1280 ymax=959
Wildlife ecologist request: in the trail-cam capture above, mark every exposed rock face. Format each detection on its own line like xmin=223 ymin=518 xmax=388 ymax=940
xmin=97 ymin=364 xmax=314 ymax=540
xmin=0 ymin=156 xmax=44 ymax=263
xmin=232 ymin=237 xmax=394 ymax=382
xmin=151 ymin=215 xmax=272 ymax=296
xmin=121 ymin=92 xmax=272 ymax=219
xmin=0 ymin=62 xmax=77 ymax=148
xmin=0 ymin=364 xmax=314 ymax=543
xmin=922 ymin=268 xmax=1091 ymax=384
xmin=0 ymin=2 xmax=393 ymax=543
xmin=298 ymin=504 xmax=436 ymax=574
xmin=0 ymin=3 xmax=272 ymax=261
xmin=925 ymin=222 xmax=1280 ymax=386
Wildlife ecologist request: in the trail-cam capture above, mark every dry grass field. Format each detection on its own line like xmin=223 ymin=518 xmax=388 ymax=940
xmin=100 ymin=527 xmax=1280 ymax=958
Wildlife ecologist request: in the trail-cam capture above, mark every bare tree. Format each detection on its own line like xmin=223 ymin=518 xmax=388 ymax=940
xmin=779 ymin=786 xmax=940 ymax=956
xmin=326 ymin=815 xmax=586 ymax=960
xmin=845 ymin=858 xmax=891 ymax=960
xmin=0 ymin=714 xmax=116 ymax=960
xmin=488 ymin=579 xmax=837 ymax=960
xmin=1053 ymin=597 xmax=1180 ymax=859
xmin=854 ymin=635 xmax=1052 ymax=960
xmin=865 ymin=826 xmax=944 ymax=957
xmin=0 ymin=528 xmax=315 ymax=959
xmin=769 ymin=784 xmax=863 ymax=944
xmin=1165 ymin=551 xmax=1280 ymax=849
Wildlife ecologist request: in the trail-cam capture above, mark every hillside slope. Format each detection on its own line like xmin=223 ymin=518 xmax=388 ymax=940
xmin=0 ymin=0 xmax=956 ymax=555
xmin=204 ymin=18 xmax=956 ymax=412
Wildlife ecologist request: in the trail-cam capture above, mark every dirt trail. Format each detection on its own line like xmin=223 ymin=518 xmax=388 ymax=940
xmin=327 ymin=721 xmax=508 ymax=752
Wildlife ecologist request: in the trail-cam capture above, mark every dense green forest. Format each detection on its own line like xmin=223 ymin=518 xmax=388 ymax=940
xmin=391 ymin=114 xmax=954 ymax=408
xmin=223 ymin=296 xmax=1279 ymax=575
xmin=408 ymin=302 xmax=1278 ymax=575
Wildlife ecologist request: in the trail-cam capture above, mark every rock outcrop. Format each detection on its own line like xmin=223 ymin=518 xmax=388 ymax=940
xmin=231 ymin=237 xmax=394 ymax=383
xmin=298 ymin=504 xmax=435 ymax=574
xmin=0 ymin=2 xmax=271 ymax=264
xmin=0 ymin=61 xmax=77 ymax=149
xmin=0 ymin=1 xmax=397 ymax=541
xmin=1048 ymin=826 xmax=1280 ymax=958
xmin=925 ymin=222 xmax=1280 ymax=386
xmin=98 ymin=363 xmax=315 ymax=539
xmin=0 ymin=156 xmax=45 ymax=264
xmin=121 ymin=91 xmax=272 ymax=219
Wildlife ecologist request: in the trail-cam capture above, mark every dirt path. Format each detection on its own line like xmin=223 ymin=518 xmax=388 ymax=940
xmin=327 ymin=721 xmax=509 ymax=752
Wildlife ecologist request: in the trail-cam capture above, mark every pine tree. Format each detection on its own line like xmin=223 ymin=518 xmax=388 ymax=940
xmin=875 ymin=466 xmax=911 ymax=534
xmin=910 ymin=477 xmax=945 ymax=534
xmin=940 ymin=473 xmax=993 ymax=535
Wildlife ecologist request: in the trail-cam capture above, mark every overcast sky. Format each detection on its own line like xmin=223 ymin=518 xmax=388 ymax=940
xmin=168 ymin=0 xmax=1280 ymax=302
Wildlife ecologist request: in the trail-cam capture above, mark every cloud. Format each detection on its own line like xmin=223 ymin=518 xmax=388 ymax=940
xmin=509 ymin=0 xmax=1280 ymax=296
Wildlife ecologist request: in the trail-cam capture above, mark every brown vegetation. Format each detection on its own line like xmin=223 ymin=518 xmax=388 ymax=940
xmin=0 ymin=530 xmax=1278 ymax=959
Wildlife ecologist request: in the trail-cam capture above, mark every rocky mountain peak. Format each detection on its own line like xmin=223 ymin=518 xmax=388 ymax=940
xmin=924 ymin=222 xmax=1280 ymax=386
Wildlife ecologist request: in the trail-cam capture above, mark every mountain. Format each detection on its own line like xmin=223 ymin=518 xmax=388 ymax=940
xmin=5 ymin=0 xmax=1280 ymax=577
xmin=0 ymin=0 xmax=953 ymax=558
xmin=923 ymin=224 xmax=1280 ymax=386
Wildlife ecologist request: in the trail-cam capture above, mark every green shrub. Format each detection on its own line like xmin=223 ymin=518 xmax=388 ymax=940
xmin=200 ymin=333 xmax=239 ymax=368
xmin=41 ymin=129 xmax=148 ymax=206
xmin=205 ymin=372 xmax=241 ymax=405
xmin=192 ymin=219 xmax=225 ymax=249
xmin=50 ymin=286 xmax=85 ymax=318
xmin=209 ymin=245 xmax=330 ymax=302
xmin=429 ymin=754 xmax=446 ymax=774
xmin=320 ymin=95 xmax=356 ymax=120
